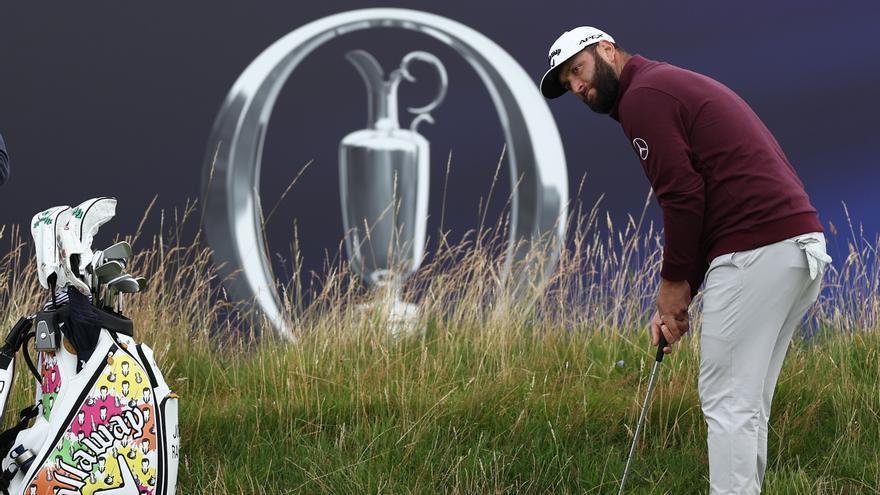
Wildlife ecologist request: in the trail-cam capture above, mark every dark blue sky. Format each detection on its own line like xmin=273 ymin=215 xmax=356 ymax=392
xmin=1 ymin=1 xmax=876 ymax=282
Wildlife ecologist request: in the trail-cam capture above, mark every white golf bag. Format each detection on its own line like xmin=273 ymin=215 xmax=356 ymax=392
xmin=0 ymin=199 xmax=179 ymax=495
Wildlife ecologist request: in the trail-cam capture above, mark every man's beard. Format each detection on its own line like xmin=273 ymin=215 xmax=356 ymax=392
xmin=585 ymin=55 xmax=619 ymax=114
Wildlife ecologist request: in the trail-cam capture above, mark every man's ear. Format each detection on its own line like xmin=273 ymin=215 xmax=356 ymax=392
xmin=595 ymin=40 xmax=616 ymax=64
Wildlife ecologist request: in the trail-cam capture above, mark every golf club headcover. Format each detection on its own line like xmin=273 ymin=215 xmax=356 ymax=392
xmin=66 ymin=197 xmax=117 ymax=278
xmin=30 ymin=206 xmax=72 ymax=291
xmin=55 ymin=209 xmax=91 ymax=296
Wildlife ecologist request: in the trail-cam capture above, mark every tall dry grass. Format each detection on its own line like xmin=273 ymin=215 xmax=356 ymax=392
xmin=0 ymin=192 xmax=876 ymax=493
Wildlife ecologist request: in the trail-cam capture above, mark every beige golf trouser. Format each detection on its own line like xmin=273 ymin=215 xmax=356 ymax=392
xmin=699 ymin=232 xmax=830 ymax=494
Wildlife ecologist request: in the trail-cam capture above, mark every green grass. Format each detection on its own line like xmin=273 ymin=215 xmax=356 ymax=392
xmin=156 ymin=323 xmax=876 ymax=494
xmin=0 ymin=195 xmax=878 ymax=493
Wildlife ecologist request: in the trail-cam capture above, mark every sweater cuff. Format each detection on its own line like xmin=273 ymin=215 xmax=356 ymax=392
xmin=660 ymin=260 xmax=691 ymax=282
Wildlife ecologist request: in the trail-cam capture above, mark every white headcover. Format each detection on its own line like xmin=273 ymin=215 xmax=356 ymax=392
xmin=30 ymin=206 xmax=72 ymax=290
xmin=71 ymin=197 xmax=117 ymax=257
xmin=56 ymin=209 xmax=89 ymax=294
xmin=57 ymin=197 xmax=117 ymax=295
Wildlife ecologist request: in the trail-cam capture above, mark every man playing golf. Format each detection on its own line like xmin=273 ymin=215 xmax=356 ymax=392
xmin=0 ymin=132 xmax=8 ymax=185
xmin=540 ymin=27 xmax=831 ymax=494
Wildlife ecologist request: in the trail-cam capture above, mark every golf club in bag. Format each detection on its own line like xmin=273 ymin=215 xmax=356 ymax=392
xmin=0 ymin=199 xmax=179 ymax=495
xmin=618 ymin=335 xmax=668 ymax=494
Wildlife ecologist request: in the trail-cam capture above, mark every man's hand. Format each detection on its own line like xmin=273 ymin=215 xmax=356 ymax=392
xmin=655 ymin=278 xmax=692 ymax=346
xmin=649 ymin=311 xmax=673 ymax=354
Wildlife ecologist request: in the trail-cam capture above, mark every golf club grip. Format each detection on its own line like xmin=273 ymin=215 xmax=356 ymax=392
xmin=656 ymin=335 xmax=668 ymax=362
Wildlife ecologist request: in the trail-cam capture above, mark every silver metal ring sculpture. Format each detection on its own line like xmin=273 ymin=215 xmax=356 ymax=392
xmin=202 ymin=8 xmax=568 ymax=338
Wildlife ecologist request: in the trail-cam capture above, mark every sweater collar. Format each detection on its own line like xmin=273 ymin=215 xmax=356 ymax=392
xmin=609 ymin=55 xmax=649 ymax=121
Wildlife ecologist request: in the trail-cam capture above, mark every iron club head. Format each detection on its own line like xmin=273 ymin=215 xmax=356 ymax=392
xmin=94 ymin=261 xmax=124 ymax=285
xmin=102 ymin=241 xmax=132 ymax=264
xmin=106 ymin=275 xmax=140 ymax=294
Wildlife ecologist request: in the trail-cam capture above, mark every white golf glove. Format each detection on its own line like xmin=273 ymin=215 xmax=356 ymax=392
xmin=795 ymin=233 xmax=832 ymax=280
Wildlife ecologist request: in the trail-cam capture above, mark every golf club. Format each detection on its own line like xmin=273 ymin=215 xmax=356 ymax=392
xmin=106 ymin=274 xmax=140 ymax=314
xmin=96 ymin=262 xmax=125 ymax=309
xmin=95 ymin=242 xmax=132 ymax=308
xmin=95 ymin=260 xmax=124 ymax=286
xmin=107 ymin=274 xmax=140 ymax=294
xmin=618 ymin=335 xmax=668 ymax=494
xmin=102 ymin=241 xmax=132 ymax=264
xmin=89 ymin=250 xmax=104 ymax=297
xmin=124 ymin=276 xmax=147 ymax=314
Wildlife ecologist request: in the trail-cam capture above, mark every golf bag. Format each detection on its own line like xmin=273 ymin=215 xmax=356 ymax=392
xmin=0 ymin=199 xmax=179 ymax=495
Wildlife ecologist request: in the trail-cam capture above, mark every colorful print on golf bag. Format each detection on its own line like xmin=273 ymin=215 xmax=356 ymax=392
xmin=1 ymin=329 xmax=179 ymax=495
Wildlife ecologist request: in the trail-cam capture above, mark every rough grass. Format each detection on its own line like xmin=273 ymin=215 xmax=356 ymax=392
xmin=165 ymin=325 xmax=878 ymax=494
xmin=0 ymin=194 xmax=877 ymax=494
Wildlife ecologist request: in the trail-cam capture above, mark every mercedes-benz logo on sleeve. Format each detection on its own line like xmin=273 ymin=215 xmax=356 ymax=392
xmin=632 ymin=138 xmax=649 ymax=160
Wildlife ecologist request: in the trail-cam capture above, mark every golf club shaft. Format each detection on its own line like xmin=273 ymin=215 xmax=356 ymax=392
xmin=618 ymin=335 xmax=667 ymax=495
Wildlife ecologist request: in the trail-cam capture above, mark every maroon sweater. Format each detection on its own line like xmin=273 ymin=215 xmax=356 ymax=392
xmin=610 ymin=55 xmax=822 ymax=295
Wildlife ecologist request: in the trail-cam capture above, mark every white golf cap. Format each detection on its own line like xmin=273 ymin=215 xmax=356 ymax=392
xmin=540 ymin=26 xmax=615 ymax=99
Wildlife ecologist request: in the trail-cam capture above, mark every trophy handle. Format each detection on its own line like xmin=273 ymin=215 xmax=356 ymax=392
xmin=397 ymin=51 xmax=448 ymax=131
xmin=345 ymin=50 xmax=395 ymax=130
xmin=409 ymin=113 xmax=435 ymax=133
